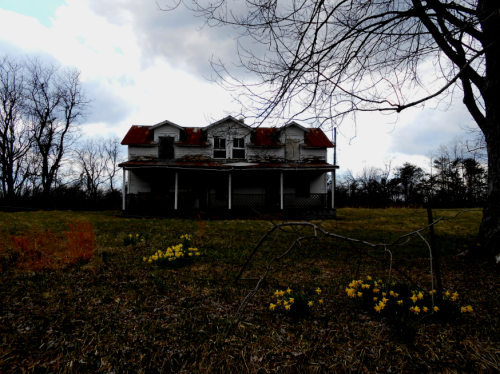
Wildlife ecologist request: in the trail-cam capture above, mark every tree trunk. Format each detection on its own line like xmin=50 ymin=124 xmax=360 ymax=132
xmin=472 ymin=0 xmax=500 ymax=261
xmin=477 ymin=115 xmax=500 ymax=261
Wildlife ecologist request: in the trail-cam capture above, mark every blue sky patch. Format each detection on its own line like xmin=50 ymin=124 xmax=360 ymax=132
xmin=114 ymin=47 xmax=124 ymax=55
xmin=0 ymin=0 xmax=66 ymax=28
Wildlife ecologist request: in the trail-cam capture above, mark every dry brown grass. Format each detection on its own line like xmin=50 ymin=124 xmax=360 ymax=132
xmin=0 ymin=220 xmax=94 ymax=271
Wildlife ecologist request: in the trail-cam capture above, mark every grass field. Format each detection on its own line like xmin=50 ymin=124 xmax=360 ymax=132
xmin=0 ymin=208 xmax=499 ymax=373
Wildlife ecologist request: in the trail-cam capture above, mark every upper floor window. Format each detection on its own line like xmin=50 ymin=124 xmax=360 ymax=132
xmin=232 ymin=138 xmax=245 ymax=159
xmin=213 ymin=137 xmax=226 ymax=158
xmin=158 ymin=136 xmax=174 ymax=159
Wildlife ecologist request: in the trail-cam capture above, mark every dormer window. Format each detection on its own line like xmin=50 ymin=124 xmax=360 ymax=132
xmin=213 ymin=137 xmax=226 ymax=158
xmin=232 ymin=138 xmax=245 ymax=159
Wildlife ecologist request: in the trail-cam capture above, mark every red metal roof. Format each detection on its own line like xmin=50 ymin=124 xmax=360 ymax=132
xmin=305 ymin=129 xmax=334 ymax=148
xmin=253 ymin=128 xmax=281 ymax=146
xmin=121 ymin=126 xmax=153 ymax=145
xmin=178 ymin=127 xmax=207 ymax=145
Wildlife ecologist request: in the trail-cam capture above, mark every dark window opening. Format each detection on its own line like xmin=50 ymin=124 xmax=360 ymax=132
xmin=159 ymin=136 xmax=174 ymax=159
xmin=214 ymin=137 xmax=226 ymax=158
xmin=232 ymin=138 xmax=245 ymax=159
xmin=233 ymin=138 xmax=244 ymax=148
xmin=232 ymin=149 xmax=245 ymax=159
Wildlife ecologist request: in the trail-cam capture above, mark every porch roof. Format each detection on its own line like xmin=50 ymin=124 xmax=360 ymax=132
xmin=119 ymin=160 xmax=339 ymax=171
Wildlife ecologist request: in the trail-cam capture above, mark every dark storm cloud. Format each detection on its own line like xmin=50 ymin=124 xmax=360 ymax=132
xmin=87 ymin=0 xmax=262 ymax=79
xmin=387 ymin=105 xmax=478 ymax=156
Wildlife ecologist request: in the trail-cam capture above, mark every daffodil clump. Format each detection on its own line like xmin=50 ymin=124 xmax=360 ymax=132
xmin=143 ymin=234 xmax=200 ymax=269
xmin=123 ymin=233 xmax=146 ymax=247
xmin=346 ymin=276 xmax=472 ymax=319
xmin=269 ymin=287 xmax=324 ymax=320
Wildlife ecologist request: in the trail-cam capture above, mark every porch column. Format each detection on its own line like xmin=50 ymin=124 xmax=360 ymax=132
xmin=174 ymin=171 xmax=178 ymax=210
xmin=122 ymin=168 xmax=126 ymax=211
xmin=280 ymin=171 xmax=283 ymax=209
xmin=228 ymin=172 xmax=232 ymax=209
xmin=331 ymin=170 xmax=335 ymax=209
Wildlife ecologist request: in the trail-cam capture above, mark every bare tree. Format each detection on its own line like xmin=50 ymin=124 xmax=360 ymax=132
xmin=165 ymin=0 xmax=500 ymax=259
xmin=73 ymin=137 xmax=108 ymax=199
xmin=103 ymin=136 xmax=124 ymax=192
xmin=0 ymin=56 xmax=31 ymax=199
xmin=24 ymin=57 xmax=90 ymax=200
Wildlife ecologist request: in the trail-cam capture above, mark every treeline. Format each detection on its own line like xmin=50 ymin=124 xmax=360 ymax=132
xmin=0 ymin=55 xmax=123 ymax=211
xmin=335 ymin=138 xmax=488 ymax=208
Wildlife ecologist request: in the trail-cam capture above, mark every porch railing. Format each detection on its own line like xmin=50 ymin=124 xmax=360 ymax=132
xmin=126 ymin=192 xmax=330 ymax=211
xmin=284 ymin=193 xmax=328 ymax=208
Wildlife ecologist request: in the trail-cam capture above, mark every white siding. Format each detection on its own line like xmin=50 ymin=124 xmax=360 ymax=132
xmin=174 ymin=145 xmax=211 ymax=160
xmin=154 ymin=125 xmax=181 ymax=142
xmin=128 ymin=146 xmax=157 ymax=160
xmin=129 ymin=171 xmax=151 ymax=193
xmin=281 ymin=126 xmax=305 ymax=142
xmin=310 ymin=173 xmax=327 ymax=193
xmin=247 ymin=146 xmax=285 ymax=161
xmin=300 ymin=147 xmax=327 ymax=161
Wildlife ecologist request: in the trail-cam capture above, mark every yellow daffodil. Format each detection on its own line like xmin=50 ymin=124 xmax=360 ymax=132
xmin=413 ymin=306 xmax=421 ymax=314
xmin=410 ymin=295 xmax=418 ymax=303
xmin=374 ymin=306 xmax=381 ymax=312
xmin=315 ymin=287 xmax=322 ymax=294
xmin=433 ymin=306 xmax=439 ymax=312
xmin=269 ymin=303 xmax=276 ymax=310
xmin=467 ymin=305 xmax=473 ymax=312
xmin=367 ymin=276 xmax=372 ymax=280
xmin=417 ymin=292 xmax=424 ymax=300
xmin=423 ymin=307 xmax=429 ymax=313
xmin=373 ymin=288 xmax=380 ymax=294
xmin=390 ymin=290 xmax=395 ymax=296
xmin=382 ymin=297 xmax=389 ymax=303
xmin=394 ymin=293 xmax=399 ymax=298
xmin=397 ymin=300 xmax=403 ymax=306
xmin=445 ymin=291 xmax=451 ymax=297
xmin=357 ymin=292 xmax=363 ymax=297
xmin=319 ymin=299 xmax=324 ymax=304
xmin=286 ymin=288 xmax=292 ymax=294
xmin=285 ymin=305 xmax=291 ymax=310
xmin=289 ymin=298 xmax=294 ymax=303
xmin=382 ymin=292 xmax=387 ymax=297
xmin=308 ymin=301 xmax=313 ymax=307
xmin=373 ymin=297 xmax=378 ymax=301
xmin=277 ymin=300 xmax=282 ymax=305
xmin=143 ymin=257 xmax=147 ymax=261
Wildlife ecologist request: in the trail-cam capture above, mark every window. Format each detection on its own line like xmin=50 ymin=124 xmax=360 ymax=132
xmin=158 ymin=136 xmax=174 ymax=159
xmin=213 ymin=137 xmax=226 ymax=158
xmin=232 ymin=138 xmax=245 ymax=159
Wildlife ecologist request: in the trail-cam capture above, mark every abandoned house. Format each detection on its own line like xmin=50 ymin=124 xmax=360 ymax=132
xmin=119 ymin=116 xmax=338 ymax=217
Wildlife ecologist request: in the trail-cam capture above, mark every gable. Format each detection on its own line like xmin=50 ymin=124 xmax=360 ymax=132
xmin=207 ymin=119 xmax=252 ymax=139
xmin=153 ymin=123 xmax=182 ymax=142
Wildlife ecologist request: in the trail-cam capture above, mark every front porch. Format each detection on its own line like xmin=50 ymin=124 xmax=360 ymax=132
xmin=120 ymin=162 xmax=338 ymax=217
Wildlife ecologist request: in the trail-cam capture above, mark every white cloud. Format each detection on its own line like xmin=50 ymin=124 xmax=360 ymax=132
xmin=0 ymin=0 xmax=479 ymax=174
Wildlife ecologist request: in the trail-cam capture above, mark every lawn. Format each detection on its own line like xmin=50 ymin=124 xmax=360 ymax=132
xmin=0 ymin=208 xmax=499 ymax=373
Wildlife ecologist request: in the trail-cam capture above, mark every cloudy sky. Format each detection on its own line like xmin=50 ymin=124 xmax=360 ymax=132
xmin=0 ymin=0 xmax=480 ymax=177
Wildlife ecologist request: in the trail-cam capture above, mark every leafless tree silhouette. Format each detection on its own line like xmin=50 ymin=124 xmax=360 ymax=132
xmin=163 ymin=0 xmax=499 ymax=259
